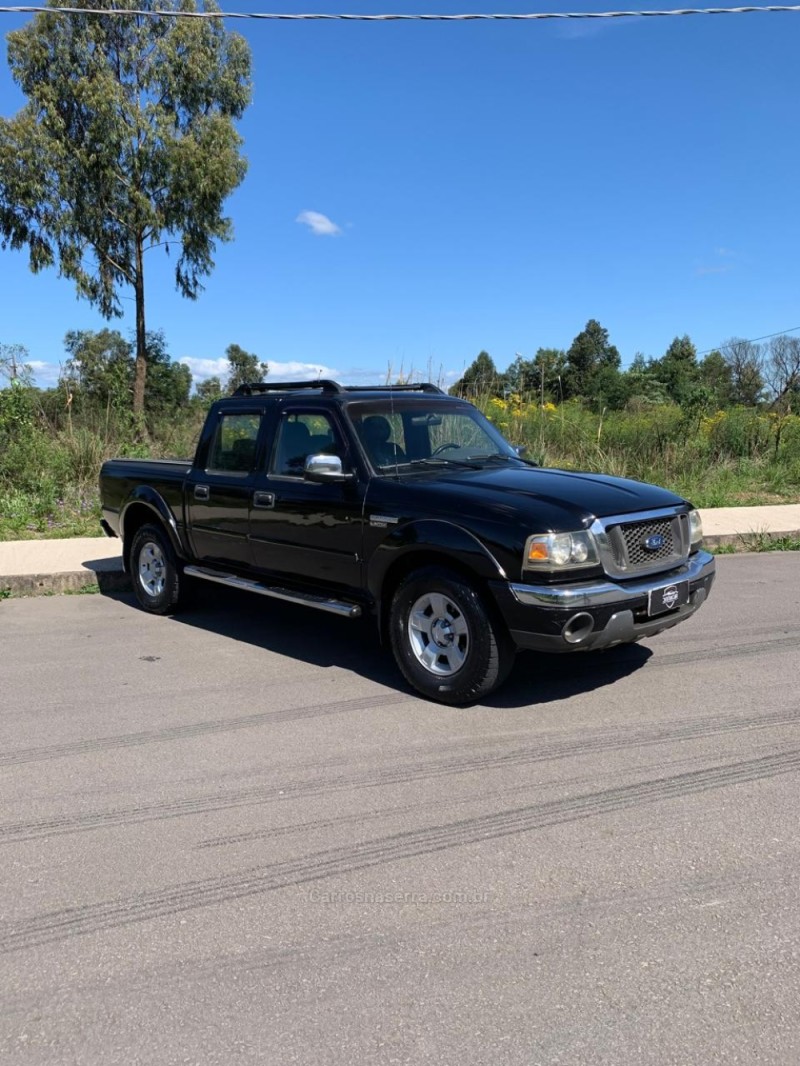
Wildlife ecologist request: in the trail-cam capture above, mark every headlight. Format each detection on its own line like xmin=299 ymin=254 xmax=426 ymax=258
xmin=523 ymin=530 xmax=599 ymax=572
xmin=688 ymin=509 xmax=703 ymax=548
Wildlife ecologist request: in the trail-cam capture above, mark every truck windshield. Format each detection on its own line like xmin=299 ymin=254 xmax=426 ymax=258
xmin=350 ymin=405 xmax=521 ymax=472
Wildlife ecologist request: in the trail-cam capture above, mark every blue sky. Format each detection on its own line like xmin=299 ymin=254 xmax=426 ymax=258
xmin=1 ymin=1 xmax=799 ymax=389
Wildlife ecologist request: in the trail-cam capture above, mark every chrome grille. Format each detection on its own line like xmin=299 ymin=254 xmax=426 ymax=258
xmin=592 ymin=508 xmax=690 ymax=579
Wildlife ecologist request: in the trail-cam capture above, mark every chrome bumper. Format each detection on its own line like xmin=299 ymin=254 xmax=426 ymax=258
xmin=503 ymin=550 xmax=716 ymax=653
xmin=508 ymin=550 xmax=716 ymax=609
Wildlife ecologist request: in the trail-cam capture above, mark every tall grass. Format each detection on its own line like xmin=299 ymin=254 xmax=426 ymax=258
xmin=0 ymin=389 xmax=207 ymax=539
xmin=484 ymin=395 xmax=800 ymax=508
xmin=1 ymin=386 xmax=799 ymax=540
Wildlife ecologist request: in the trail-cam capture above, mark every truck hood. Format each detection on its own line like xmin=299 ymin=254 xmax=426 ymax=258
xmin=402 ymin=464 xmax=686 ymax=527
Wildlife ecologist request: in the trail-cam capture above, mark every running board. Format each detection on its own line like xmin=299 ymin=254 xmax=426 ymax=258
xmin=184 ymin=566 xmax=362 ymax=619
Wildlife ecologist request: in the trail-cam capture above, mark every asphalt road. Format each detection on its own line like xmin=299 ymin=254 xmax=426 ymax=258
xmin=1 ymin=553 xmax=799 ymax=1066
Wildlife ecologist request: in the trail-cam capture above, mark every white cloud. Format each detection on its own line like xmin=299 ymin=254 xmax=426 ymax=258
xmin=28 ymin=361 xmax=60 ymax=387
xmin=296 ymin=210 xmax=342 ymax=237
xmin=180 ymin=356 xmax=337 ymax=384
xmin=267 ymin=360 xmax=337 ymax=380
xmin=180 ymin=357 xmax=229 ymax=381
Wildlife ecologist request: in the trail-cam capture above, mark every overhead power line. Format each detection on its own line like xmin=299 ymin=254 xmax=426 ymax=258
xmin=698 ymin=324 xmax=800 ymax=357
xmin=2 ymin=4 xmax=800 ymax=21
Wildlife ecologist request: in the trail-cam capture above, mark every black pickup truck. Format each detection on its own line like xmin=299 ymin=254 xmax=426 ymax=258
xmin=99 ymin=380 xmax=716 ymax=704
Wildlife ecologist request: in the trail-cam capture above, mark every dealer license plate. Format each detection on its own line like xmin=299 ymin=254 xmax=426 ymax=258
xmin=647 ymin=579 xmax=690 ymax=617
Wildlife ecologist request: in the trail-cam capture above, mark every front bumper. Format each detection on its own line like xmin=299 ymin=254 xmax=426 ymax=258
xmin=491 ymin=550 xmax=716 ymax=653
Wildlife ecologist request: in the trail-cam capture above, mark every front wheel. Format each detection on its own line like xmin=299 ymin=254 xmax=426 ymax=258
xmin=389 ymin=567 xmax=513 ymax=705
xmin=130 ymin=523 xmax=185 ymax=615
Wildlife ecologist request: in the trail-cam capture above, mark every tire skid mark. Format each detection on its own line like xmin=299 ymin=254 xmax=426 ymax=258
xmin=649 ymin=634 xmax=800 ymax=667
xmin=3 ymin=746 xmax=800 ymax=954
xmin=2 ymin=703 xmax=800 ymax=844
xmin=0 ymin=693 xmax=411 ymax=768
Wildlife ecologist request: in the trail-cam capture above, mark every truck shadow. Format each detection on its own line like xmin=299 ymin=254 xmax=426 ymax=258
xmin=106 ymin=583 xmax=653 ymax=709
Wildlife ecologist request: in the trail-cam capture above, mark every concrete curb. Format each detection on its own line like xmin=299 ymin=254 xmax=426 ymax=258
xmin=1 ymin=569 xmax=130 ymax=597
xmin=703 ymin=529 xmax=800 ymax=551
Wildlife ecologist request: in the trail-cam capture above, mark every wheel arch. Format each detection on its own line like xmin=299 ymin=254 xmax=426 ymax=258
xmin=370 ymin=520 xmax=508 ymax=645
xmin=120 ymin=490 xmax=185 ymax=573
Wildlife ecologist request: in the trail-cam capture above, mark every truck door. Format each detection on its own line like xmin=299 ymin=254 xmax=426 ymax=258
xmin=185 ymin=409 xmax=263 ymax=568
xmin=248 ymin=407 xmax=364 ymax=592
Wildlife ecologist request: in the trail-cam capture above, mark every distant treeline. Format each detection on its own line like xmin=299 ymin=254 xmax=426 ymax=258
xmin=450 ymin=320 xmax=800 ymax=414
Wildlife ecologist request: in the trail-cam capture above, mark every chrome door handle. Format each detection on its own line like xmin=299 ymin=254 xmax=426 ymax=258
xmin=194 ymin=484 xmax=210 ymax=501
xmin=253 ymin=491 xmax=275 ymax=509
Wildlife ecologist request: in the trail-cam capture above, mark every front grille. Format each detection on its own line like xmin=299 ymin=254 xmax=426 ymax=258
xmin=594 ymin=508 xmax=690 ymax=578
xmin=620 ymin=518 xmax=674 ymax=567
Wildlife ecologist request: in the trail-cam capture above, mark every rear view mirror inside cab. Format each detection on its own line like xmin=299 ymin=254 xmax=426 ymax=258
xmin=409 ymin=413 xmax=443 ymax=427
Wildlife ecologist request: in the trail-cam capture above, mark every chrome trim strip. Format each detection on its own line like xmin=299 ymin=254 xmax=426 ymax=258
xmin=509 ymin=550 xmax=715 ymax=608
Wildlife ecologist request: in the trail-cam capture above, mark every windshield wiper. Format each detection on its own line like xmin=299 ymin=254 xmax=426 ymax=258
xmin=406 ymin=457 xmax=483 ymax=470
xmin=465 ymin=452 xmax=539 ymax=467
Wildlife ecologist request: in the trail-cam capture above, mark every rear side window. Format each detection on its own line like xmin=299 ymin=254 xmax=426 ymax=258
xmin=207 ymin=413 xmax=261 ymax=474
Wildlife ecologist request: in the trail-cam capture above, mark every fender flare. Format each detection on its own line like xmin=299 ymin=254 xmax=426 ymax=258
xmin=367 ymin=518 xmax=508 ymax=605
xmin=120 ymin=487 xmax=188 ymax=565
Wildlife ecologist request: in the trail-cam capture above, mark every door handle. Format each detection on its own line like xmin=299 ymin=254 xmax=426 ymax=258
xmin=253 ymin=491 xmax=275 ymax=509
xmin=194 ymin=484 xmax=210 ymax=501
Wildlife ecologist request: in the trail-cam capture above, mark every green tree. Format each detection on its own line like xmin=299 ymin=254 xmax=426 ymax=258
xmin=0 ymin=0 xmax=251 ymax=416
xmin=62 ymin=328 xmax=133 ymax=410
xmin=196 ymin=375 xmax=223 ymax=403
xmin=504 ymin=348 xmax=566 ymax=403
xmin=225 ymin=343 xmax=268 ymax=394
xmin=450 ymin=351 xmax=501 ymax=398
xmin=142 ymin=330 xmax=191 ymax=414
xmin=563 ymin=320 xmax=621 ymax=403
xmin=62 ymin=327 xmax=190 ymax=415
xmin=651 ymin=335 xmax=702 ymax=408
xmin=697 ymin=350 xmax=734 ymax=409
xmin=622 ymin=352 xmax=671 ymax=409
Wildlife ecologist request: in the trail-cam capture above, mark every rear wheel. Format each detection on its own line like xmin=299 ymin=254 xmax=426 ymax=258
xmin=130 ymin=523 xmax=184 ymax=615
xmin=389 ymin=567 xmax=513 ymax=705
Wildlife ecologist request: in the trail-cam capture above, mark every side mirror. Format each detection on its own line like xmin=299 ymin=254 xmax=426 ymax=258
xmin=304 ymin=453 xmax=354 ymax=484
xmin=514 ymin=444 xmax=527 ymax=457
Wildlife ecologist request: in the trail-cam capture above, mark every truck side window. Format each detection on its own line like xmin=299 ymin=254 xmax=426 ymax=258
xmin=271 ymin=412 xmax=341 ymax=478
xmin=207 ymin=413 xmax=261 ymax=474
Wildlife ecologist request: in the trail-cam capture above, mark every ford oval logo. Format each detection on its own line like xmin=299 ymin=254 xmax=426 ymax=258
xmin=643 ymin=533 xmax=666 ymax=552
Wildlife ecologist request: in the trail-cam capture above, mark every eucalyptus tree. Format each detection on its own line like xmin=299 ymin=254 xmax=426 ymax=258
xmin=0 ymin=0 xmax=251 ymax=415
xmin=225 ymin=342 xmax=268 ymax=394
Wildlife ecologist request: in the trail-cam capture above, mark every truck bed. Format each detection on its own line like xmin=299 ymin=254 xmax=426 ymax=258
xmin=100 ymin=458 xmax=192 ymax=537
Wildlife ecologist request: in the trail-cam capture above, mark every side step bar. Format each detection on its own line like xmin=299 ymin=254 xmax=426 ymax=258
xmin=184 ymin=565 xmax=362 ymax=619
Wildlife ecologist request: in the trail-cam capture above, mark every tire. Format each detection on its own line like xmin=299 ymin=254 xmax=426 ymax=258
xmin=389 ymin=567 xmax=514 ymax=705
xmin=129 ymin=523 xmax=184 ymax=615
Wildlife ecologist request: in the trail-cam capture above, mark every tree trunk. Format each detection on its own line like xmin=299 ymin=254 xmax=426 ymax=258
xmin=132 ymin=235 xmax=146 ymax=416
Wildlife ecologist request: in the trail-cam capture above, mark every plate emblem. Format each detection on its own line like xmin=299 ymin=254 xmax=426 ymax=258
xmin=661 ymin=584 xmax=679 ymax=609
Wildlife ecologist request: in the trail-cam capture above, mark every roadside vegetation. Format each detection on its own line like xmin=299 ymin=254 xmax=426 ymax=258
xmin=0 ymin=336 xmax=261 ymax=539
xmin=1 ymin=323 xmax=799 ymax=541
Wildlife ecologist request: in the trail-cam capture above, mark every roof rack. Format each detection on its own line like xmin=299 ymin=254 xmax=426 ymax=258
xmin=342 ymin=383 xmax=445 ymax=395
xmin=233 ymin=380 xmax=343 ymax=396
xmin=233 ymin=380 xmax=445 ymax=397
